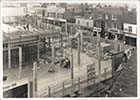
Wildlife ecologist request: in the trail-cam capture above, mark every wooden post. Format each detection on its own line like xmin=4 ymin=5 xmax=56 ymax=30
xmin=71 ymin=78 xmax=74 ymax=95
xmin=33 ymin=62 xmax=38 ymax=97
xmin=78 ymin=77 xmax=80 ymax=92
xmin=48 ymin=86 xmax=51 ymax=97
xmin=104 ymin=68 xmax=107 ymax=80
xmin=62 ymin=82 xmax=65 ymax=96
xmin=18 ymin=47 xmax=22 ymax=79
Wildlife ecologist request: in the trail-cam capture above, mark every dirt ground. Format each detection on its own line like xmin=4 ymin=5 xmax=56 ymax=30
xmin=109 ymin=48 xmax=137 ymax=97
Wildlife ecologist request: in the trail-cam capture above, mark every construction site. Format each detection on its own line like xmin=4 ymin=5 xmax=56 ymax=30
xmin=2 ymin=2 xmax=137 ymax=98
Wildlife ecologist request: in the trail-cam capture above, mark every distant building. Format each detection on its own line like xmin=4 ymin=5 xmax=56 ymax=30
xmin=123 ymin=23 xmax=137 ymax=46
xmin=2 ymin=7 xmax=27 ymax=24
xmin=30 ymin=5 xmax=66 ymax=31
xmin=75 ymin=17 xmax=94 ymax=29
xmin=44 ymin=5 xmax=66 ymax=31
xmin=90 ymin=6 xmax=136 ymax=38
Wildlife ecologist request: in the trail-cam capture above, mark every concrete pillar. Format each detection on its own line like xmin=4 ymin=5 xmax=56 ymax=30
xmin=48 ymin=37 xmax=51 ymax=50
xmin=8 ymin=43 xmax=11 ymax=69
xmin=33 ymin=62 xmax=38 ymax=97
xmin=65 ymin=22 xmax=67 ymax=34
xmin=114 ymin=34 xmax=118 ymax=51
xmin=77 ymin=35 xmax=80 ymax=65
xmin=97 ymin=32 xmax=101 ymax=81
xmin=60 ymin=34 xmax=63 ymax=57
xmin=37 ymin=39 xmax=40 ymax=62
xmin=48 ymin=41 xmax=55 ymax=72
xmin=80 ymin=31 xmax=83 ymax=52
xmin=18 ymin=47 xmax=22 ymax=79
xmin=71 ymin=53 xmax=74 ymax=79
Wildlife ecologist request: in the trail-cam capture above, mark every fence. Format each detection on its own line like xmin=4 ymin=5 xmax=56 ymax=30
xmin=37 ymin=66 xmax=112 ymax=97
xmin=38 ymin=75 xmax=86 ymax=97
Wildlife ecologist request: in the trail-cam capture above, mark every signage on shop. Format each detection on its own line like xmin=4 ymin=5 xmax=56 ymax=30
xmin=108 ymin=28 xmax=120 ymax=34
xmin=93 ymin=27 xmax=101 ymax=32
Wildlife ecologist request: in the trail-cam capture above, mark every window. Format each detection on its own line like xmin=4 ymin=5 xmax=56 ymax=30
xmin=112 ymin=14 xmax=117 ymax=20
xmin=112 ymin=23 xmax=117 ymax=28
xmin=105 ymin=14 xmax=108 ymax=20
xmin=128 ymin=26 xmax=132 ymax=32
xmin=87 ymin=22 xmax=89 ymax=27
xmin=78 ymin=20 xmax=80 ymax=25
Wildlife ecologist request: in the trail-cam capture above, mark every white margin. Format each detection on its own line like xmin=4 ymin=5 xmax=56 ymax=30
xmin=0 ymin=0 xmax=140 ymax=100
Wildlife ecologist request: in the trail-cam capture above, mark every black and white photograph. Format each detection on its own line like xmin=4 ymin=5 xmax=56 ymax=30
xmin=0 ymin=0 xmax=139 ymax=99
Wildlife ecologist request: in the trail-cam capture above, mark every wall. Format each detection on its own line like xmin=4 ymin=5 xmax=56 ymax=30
xmin=123 ymin=23 xmax=137 ymax=34
xmin=76 ymin=18 xmax=93 ymax=28
xmin=2 ymin=7 xmax=26 ymax=17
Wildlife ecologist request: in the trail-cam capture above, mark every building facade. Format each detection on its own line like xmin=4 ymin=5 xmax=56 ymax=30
xmin=2 ymin=7 xmax=27 ymax=24
xmin=123 ymin=23 xmax=137 ymax=46
xmin=75 ymin=17 xmax=94 ymax=29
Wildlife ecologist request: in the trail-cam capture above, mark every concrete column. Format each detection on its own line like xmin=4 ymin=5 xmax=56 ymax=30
xmin=60 ymin=34 xmax=63 ymax=57
xmin=71 ymin=53 xmax=74 ymax=79
xmin=37 ymin=39 xmax=40 ymax=62
xmin=48 ymin=41 xmax=55 ymax=72
xmin=18 ymin=47 xmax=22 ymax=79
xmin=80 ymin=31 xmax=83 ymax=51
xmin=77 ymin=35 xmax=80 ymax=65
xmin=33 ymin=62 xmax=38 ymax=97
xmin=114 ymin=34 xmax=118 ymax=51
xmin=97 ymin=32 xmax=101 ymax=81
xmin=65 ymin=22 xmax=67 ymax=34
xmin=8 ymin=43 xmax=11 ymax=69
xmin=48 ymin=37 xmax=51 ymax=50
